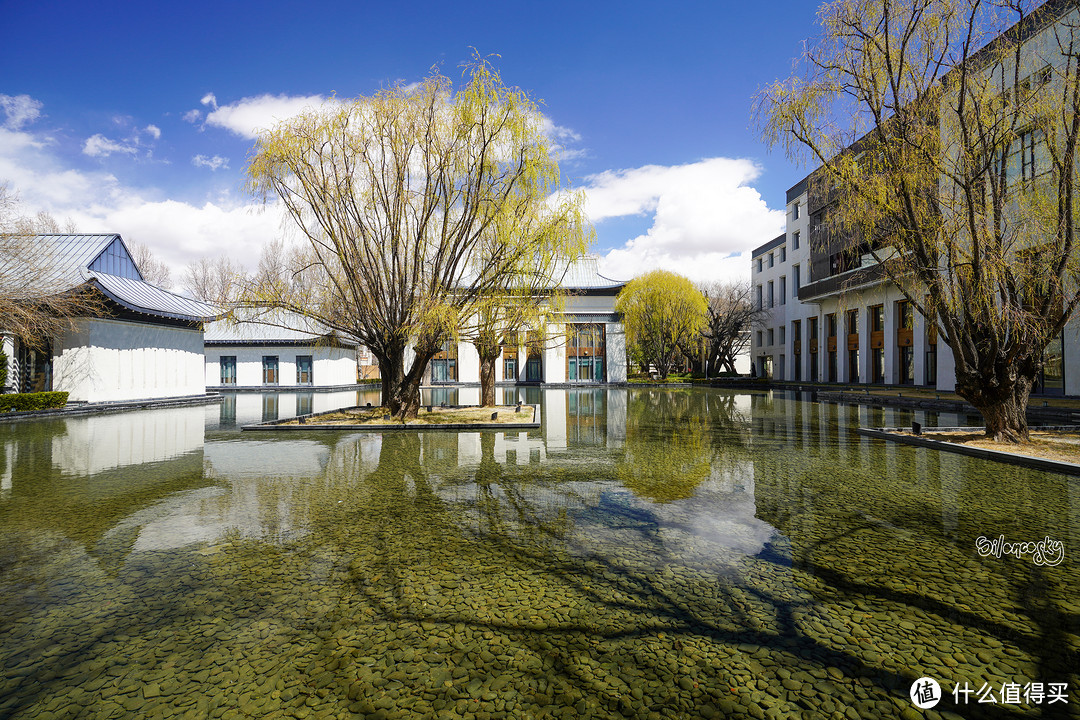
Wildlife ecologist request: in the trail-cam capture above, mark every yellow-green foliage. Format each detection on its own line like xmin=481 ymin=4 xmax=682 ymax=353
xmin=756 ymin=0 xmax=1080 ymax=440
xmin=616 ymin=270 xmax=707 ymax=380
xmin=244 ymin=55 xmax=591 ymax=416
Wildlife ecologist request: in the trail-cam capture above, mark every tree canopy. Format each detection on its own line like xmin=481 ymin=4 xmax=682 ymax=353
xmin=615 ymin=270 xmax=706 ymax=381
xmin=698 ymin=280 xmax=768 ymax=376
xmin=758 ymin=0 xmax=1080 ymax=441
xmin=246 ymin=59 xmax=588 ymax=417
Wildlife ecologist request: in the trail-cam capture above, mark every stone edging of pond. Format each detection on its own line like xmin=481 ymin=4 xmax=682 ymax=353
xmin=0 ymin=393 xmax=222 ymax=423
xmin=241 ymin=404 xmax=541 ymax=432
xmin=857 ymin=426 xmax=1080 ymax=476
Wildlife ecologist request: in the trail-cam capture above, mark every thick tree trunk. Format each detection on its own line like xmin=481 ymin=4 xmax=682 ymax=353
xmin=955 ymin=368 xmax=1033 ymax=443
xmin=478 ymin=352 xmax=497 ymax=407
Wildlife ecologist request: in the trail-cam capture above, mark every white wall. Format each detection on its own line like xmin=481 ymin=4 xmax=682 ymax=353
xmin=52 ymin=318 xmax=205 ymax=403
xmin=205 ymin=345 xmax=357 ymax=388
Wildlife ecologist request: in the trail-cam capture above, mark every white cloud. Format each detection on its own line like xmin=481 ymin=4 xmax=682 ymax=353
xmin=144 ymin=124 xmax=162 ymax=140
xmin=0 ymin=94 xmax=44 ymax=130
xmin=583 ymin=158 xmax=785 ymax=284
xmin=192 ymin=154 xmax=229 ymax=171
xmin=204 ymin=93 xmax=329 ymax=139
xmin=200 ymin=92 xmax=218 ymax=109
xmin=82 ymin=133 xmax=139 ymax=158
xmin=183 ymin=109 xmax=201 ymax=123
xmin=0 ymin=122 xmax=286 ymax=284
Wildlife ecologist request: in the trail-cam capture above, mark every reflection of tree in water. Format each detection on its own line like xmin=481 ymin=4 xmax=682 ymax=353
xmin=616 ymin=389 xmax=752 ymax=502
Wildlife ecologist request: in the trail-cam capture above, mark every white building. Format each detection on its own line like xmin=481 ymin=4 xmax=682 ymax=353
xmin=422 ymin=257 xmax=628 ymax=386
xmin=204 ymin=311 xmax=367 ymax=391
xmin=1 ymin=234 xmax=218 ymax=403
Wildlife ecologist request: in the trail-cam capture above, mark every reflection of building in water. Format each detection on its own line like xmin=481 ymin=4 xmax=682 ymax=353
xmin=544 ymin=388 xmax=625 ymax=452
xmin=206 ymin=389 xmax=383 ymax=429
xmin=49 ymin=405 xmax=205 ymax=477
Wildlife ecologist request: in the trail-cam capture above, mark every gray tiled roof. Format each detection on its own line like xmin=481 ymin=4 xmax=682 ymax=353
xmin=204 ymin=309 xmax=358 ymax=346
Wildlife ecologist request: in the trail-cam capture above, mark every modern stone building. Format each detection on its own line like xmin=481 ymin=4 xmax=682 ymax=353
xmin=1 ymin=234 xmax=218 ymax=403
xmin=204 ymin=310 xmax=369 ymax=391
xmin=423 ymin=256 xmax=628 ymax=386
xmin=754 ymin=2 xmax=1080 ymax=396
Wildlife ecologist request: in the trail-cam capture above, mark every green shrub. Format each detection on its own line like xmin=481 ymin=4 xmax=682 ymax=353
xmin=0 ymin=391 xmax=69 ymax=413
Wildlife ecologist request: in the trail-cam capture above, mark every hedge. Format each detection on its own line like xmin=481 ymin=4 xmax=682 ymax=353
xmin=0 ymin=391 xmax=70 ymax=413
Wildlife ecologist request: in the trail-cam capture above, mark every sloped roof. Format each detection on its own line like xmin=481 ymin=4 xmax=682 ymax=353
xmin=90 ymin=272 xmax=219 ymax=322
xmin=204 ymin=309 xmax=358 ymax=346
xmin=2 ymin=234 xmax=218 ymax=322
xmin=555 ymin=256 xmax=625 ymax=291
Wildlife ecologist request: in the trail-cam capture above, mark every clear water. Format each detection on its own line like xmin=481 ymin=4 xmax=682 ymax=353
xmin=1 ymin=388 xmax=1077 ymax=720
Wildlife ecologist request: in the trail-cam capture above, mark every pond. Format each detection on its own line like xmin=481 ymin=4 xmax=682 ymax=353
xmin=1 ymin=388 xmax=1077 ymax=719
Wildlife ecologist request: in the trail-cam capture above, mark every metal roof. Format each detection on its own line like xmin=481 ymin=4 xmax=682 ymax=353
xmin=557 ymin=256 xmax=626 ymax=290
xmin=90 ymin=272 xmax=219 ymax=322
xmin=1 ymin=234 xmax=219 ymax=323
xmin=204 ymin=309 xmax=358 ymax=346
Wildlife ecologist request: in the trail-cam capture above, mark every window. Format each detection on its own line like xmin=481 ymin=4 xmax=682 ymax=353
xmin=768 ymin=281 xmax=774 ymax=308
xmin=567 ymin=324 xmax=605 ymax=382
xmin=756 ymin=285 xmax=763 ymax=309
xmin=296 ymin=355 xmax=313 ymax=385
xmin=431 ymin=340 xmax=458 ymax=382
xmin=779 ymin=326 xmax=786 ymax=344
xmin=262 ymin=356 xmax=279 ymax=385
xmin=792 ymin=201 xmax=800 ymax=220
xmin=793 ymin=264 xmax=800 ymax=295
xmin=779 ymin=276 xmax=786 ymax=305
xmin=220 ymin=356 xmax=236 ymax=385
xmin=871 ymin=305 xmax=884 ymax=332
xmin=757 ymin=257 xmax=763 ymax=273
xmin=767 ymin=328 xmax=774 ymax=346
xmin=779 ymin=246 xmax=786 ymax=263
xmin=768 ymin=253 xmax=774 ymax=268
xmin=1019 ymin=128 xmax=1041 ymax=183
xmin=757 ymin=331 xmax=763 ymax=347
xmin=792 ymin=230 xmax=800 ymax=250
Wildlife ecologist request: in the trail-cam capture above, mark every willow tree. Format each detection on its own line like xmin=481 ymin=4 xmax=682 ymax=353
xmin=616 ymin=270 xmax=707 ymax=380
xmin=759 ymin=0 xmax=1080 ymax=441
xmin=459 ymin=206 xmax=591 ymax=407
xmin=246 ymin=59 xmax=587 ymax=418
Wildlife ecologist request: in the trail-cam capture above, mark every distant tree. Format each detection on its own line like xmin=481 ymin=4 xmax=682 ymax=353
xmin=758 ymin=0 xmax=1080 ymax=441
xmin=616 ymin=270 xmax=707 ymax=381
xmin=698 ymin=280 xmax=768 ymax=376
xmin=246 ymin=58 xmax=587 ymax=418
xmin=183 ymin=255 xmax=243 ymax=306
xmin=0 ymin=184 xmax=101 ymax=346
xmin=128 ymin=240 xmax=172 ymax=288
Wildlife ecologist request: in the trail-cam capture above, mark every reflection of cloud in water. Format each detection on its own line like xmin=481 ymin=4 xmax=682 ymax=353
xmin=122 ymin=483 xmax=309 ymax=552
xmin=205 ymin=439 xmax=334 ymax=478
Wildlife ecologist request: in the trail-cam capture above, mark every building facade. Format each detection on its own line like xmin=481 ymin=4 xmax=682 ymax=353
xmin=204 ymin=311 xmax=367 ymax=391
xmin=423 ymin=257 xmax=628 ymax=386
xmin=754 ymin=1 xmax=1080 ymax=396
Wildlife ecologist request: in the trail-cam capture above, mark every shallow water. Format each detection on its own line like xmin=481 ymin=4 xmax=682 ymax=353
xmin=1 ymin=388 xmax=1077 ymax=719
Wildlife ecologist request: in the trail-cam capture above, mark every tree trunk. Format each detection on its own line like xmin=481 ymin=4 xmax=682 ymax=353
xmin=388 ymin=346 xmax=439 ymax=420
xmin=478 ymin=352 xmax=497 ymax=407
xmin=955 ymin=367 xmax=1034 ymax=443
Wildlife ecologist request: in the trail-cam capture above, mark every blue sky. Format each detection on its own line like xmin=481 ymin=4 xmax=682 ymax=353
xmin=1 ymin=0 xmax=822 ymax=287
